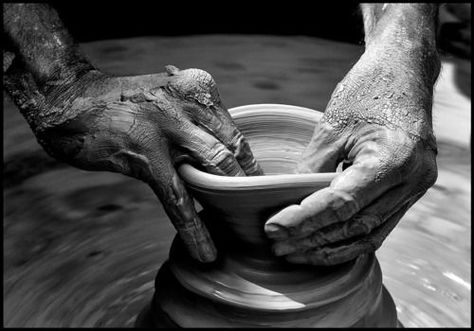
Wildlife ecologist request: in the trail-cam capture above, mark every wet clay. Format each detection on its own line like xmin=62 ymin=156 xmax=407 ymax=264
xmin=141 ymin=104 xmax=399 ymax=327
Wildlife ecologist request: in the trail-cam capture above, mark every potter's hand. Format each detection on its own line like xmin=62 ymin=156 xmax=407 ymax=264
xmin=6 ymin=65 xmax=262 ymax=263
xmin=3 ymin=4 xmax=262 ymax=263
xmin=265 ymin=4 xmax=441 ymax=265
xmin=5 ymin=65 xmax=262 ymax=263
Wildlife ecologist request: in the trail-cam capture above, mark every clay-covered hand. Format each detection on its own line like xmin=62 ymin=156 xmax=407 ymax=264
xmin=7 ymin=65 xmax=262 ymax=263
xmin=264 ymin=4 xmax=441 ymax=266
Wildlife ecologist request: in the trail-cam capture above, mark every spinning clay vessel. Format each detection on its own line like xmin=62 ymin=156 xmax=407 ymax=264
xmin=137 ymin=104 xmax=399 ymax=327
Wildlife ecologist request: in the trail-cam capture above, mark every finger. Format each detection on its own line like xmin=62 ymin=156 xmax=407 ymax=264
xmin=186 ymin=96 xmax=263 ymax=176
xmin=139 ymin=148 xmax=217 ymax=263
xmin=297 ymin=121 xmax=343 ymax=173
xmin=165 ymin=67 xmax=262 ymax=176
xmin=177 ymin=123 xmax=247 ymax=176
xmin=200 ymin=110 xmax=263 ymax=176
xmin=272 ymin=181 xmax=414 ymax=256
xmin=285 ymin=198 xmax=416 ymax=266
xmin=265 ymin=140 xmax=402 ymax=240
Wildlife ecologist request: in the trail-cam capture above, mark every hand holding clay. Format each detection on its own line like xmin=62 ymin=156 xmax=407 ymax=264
xmin=4 ymin=3 xmax=262 ymax=263
xmin=6 ymin=64 xmax=262 ymax=263
xmin=265 ymin=4 xmax=441 ymax=265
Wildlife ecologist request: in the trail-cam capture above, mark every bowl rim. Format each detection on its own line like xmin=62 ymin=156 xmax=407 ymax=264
xmin=227 ymin=103 xmax=324 ymax=119
xmin=178 ymin=103 xmax=338 ymax=191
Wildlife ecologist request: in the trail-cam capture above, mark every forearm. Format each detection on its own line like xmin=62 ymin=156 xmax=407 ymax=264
xmin=3 ymin=3 xmax=108 ymax=133
xmin=361 ymin=4 xmax=438 ymax=47
xmin=359 ymin=3 xmax=440 ymax=84
xmin=320 ymin=4 xmax=441 ymax=150
xmin=3 ymin=3 xmax=95 ymax=94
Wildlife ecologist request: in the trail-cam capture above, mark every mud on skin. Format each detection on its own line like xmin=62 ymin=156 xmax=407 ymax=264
xmin=265 ymin=4 xmax=442 ymax=266
xmin=3 ymin=3 xmax=263 ymax=263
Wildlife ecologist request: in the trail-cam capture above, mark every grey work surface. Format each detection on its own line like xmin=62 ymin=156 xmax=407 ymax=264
xmin=3 ymin=35 xmax=471 ymax=327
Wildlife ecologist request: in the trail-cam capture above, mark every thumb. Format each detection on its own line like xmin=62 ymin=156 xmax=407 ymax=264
xmin=297 ymin=121 xmax=343 ymax=173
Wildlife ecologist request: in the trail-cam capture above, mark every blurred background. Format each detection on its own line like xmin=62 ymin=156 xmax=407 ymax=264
xmin=51 ymin=2 xmax=366 ymax=44
xmin=51 ymin=2 xmax=471 ymax=60
xmin=3 ymin=2 xmax=471 ymax=327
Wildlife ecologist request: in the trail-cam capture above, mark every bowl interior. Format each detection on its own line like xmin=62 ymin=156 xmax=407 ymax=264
xmin=179 ymin=104 xmax=337 ymax=190
xmin=230 ymin=104 xmax=320 ymax=175
xmin=179 ymin=104 xmax=338 ymax=250
xmin=179 ymin=104 xmax=338 ymax=216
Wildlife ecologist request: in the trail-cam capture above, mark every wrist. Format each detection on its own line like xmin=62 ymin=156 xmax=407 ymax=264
xmin=45 ymin=69 xmax=107 ymax=108
xmin=5 ymin=59 xmax=106 ymax=136
xmin=364 ymin=4 xmax=438 ymax=50
xmin=38 ymin=70 xmax=109 ymax=133
xmin=361 ymin=4 xmax=440 ymax=85
xmin=3 ymin=3 xmax=95 ymax=93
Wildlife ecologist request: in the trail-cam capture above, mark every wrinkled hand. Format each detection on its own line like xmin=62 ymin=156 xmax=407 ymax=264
xmin=265 ymin=35 xmax=440 ymax=265
xmin=26 ymin=65 xmax=263 ymax=263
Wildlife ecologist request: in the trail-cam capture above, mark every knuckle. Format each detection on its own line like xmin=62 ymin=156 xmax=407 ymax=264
xmin=368 ymin=239 xmax=381 ymax=252
xmin=165 ymin=67 xmax=222 ymax=110
xmin=163 ymin=182 xmax=195 ymax=227
xmin=172 ymin=68 xmax=216 ymax=94
xmin=357 ymin=158 xmax=382 ymax=176
xmin=192 ymin=68 xmax=215 ymax=85
xmin=317 ymin=249 xmax=341 ymax=266
xmin=228 ymin=130 xmax=244 ymax=151
xmin=317 ymin=120 xmax=339 ymax=140
xmin=207 ymin=144 xmax=237 ymax=173
xmin=327 ymin=189 xmax=360 ymax=222
xmin=354 ymin=214 xmax=381 ymax=233
xmin=183 ymin=68 xmax=214 ymax=82
xmin=211 ymin=144 xmax=232 ymax=162
xmin=232 ymin=134 xmax=262 ymax=174
xmin=347 ymin=217 xmax=371 ymax=236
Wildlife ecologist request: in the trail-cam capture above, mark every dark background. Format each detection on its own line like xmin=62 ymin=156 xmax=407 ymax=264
xmin=50 ymin=2 xmax=471 ymax=59
xmin=51 ymin=2 xmax=365 ymax=44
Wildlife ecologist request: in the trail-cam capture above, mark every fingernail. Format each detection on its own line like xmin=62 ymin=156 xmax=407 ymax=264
xmin=178 ymin=226 xmax=217 ymax=263
xmin=198 ymin=241 xmax=217 ymax=263
xmin=264 ymin=223 xmax=288 ymax=239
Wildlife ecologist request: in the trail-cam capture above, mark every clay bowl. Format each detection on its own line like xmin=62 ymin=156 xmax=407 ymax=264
xmin=178 ymin=104 xmax=338 ymax=263
xmin=158 ymin=104 xmax=393 ymax=326
xmin=171 ymin=104 xmax=373 ymax=307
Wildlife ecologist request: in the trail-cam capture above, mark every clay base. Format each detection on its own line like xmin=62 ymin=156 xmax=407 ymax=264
xmin=136 ymin=260 xmax=399 ymax=328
